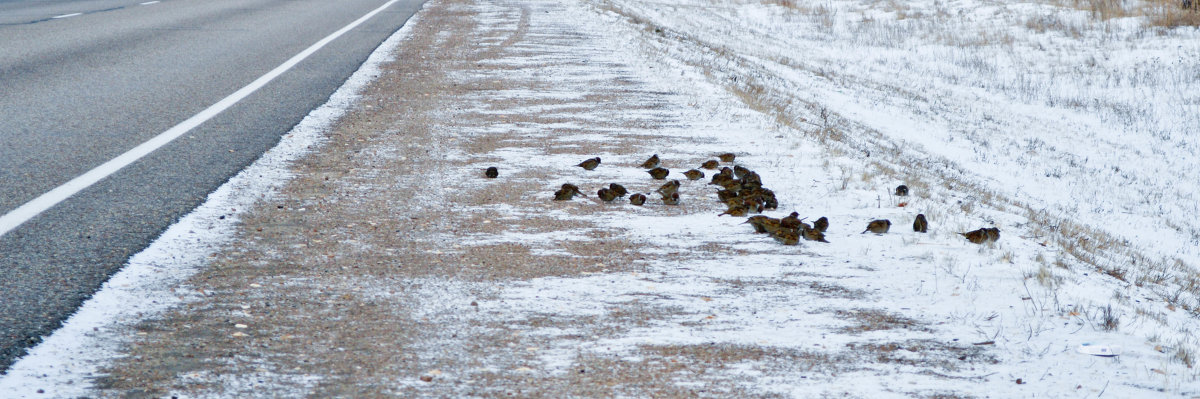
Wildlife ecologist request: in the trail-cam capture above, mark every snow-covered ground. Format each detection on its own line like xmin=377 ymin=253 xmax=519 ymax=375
xmin=3 ymin=0 xmax=1198 ymax=396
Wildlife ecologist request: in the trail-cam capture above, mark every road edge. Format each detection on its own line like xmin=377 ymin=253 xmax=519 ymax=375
xmin=0 ymin=5 xmax=425 ymax=397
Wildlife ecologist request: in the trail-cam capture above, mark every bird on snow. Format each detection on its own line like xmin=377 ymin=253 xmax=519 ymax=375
xmin=913 ymin=214 xmax=928 ymax=233
xmin=576 ymin=157 xmax=601 ymax=170
xmin=862 ymin=219 xmax=891 ymax=234
xmin=648 ymin=167 xmax=670 ymax=180
xmin=640 ymin=154 xmax=660 ymax=169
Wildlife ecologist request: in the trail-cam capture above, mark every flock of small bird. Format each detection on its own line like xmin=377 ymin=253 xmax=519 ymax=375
xmin=483 ymin=154 xmax=1000 ymax=246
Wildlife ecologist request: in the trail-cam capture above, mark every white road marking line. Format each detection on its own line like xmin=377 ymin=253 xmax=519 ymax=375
xmin=52 ymin=12 xmax=83 ymax=18
xmin=140 ymin=1 xmax=160 ymax=5
xmin=0 ymin=0 xmax=403 ymax=239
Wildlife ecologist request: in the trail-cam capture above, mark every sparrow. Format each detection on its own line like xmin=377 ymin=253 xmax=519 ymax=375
xmin=718 ymin=153 xmax=736 ymax=163
xmin=640 ymin=154 xmax=660 ymax=169
xmin=733 ymin=165 xmax=751 ymax=179
xmin=913 ymin=214 xmax=928 ymax=233
xmin=714 ymin=189 xmax=737 ymax=203
xmin=985 ymin=227 xmax=1001 ymax=242
xmin=609 ymin=183 xmax=628 ymax=197
xmin=683 ymin=169 xmax=705 ymax=180
xmin=485 ymin=166 xmax=498 ymax=178
xmin=740 ymin=171 xmax=762 ymax=188
xmin=813 ymin=216 xmax=829 ymax=233
xmin=577 ymin=157 xmax=601 ymax=170
xmin=802 ymin=227 xmax=830 ymax=243
xmin=656 ymin=180 xmax=681 ymax=197
xmin=648 ymin=167 xmax=670 ymax=180
xmin=629 ymin=193 xmax=647 ymax=206
xmin=719 ymin=204 xmax=749 ymax=217
xmin=770 ymin=229 xmax=800 ymax=245
xmin=661 ymin=192 xmax=680 ymax=205
xmin=700 ymin=160 xmax=720 ymax=170
xmin=597 ymin=188 xmax=618 ymax=202
xmin=895 ymin=184 xmax=909 ymax=196
xmin=554 ymin=184 xmax=584 ymax=200
xmin=780 ymin=212 xmax=809 ymax=231
xmin=744 ymin=215 xmax=777 ymax=234
xmin=862 ymin=219 xmax=891 ymax=234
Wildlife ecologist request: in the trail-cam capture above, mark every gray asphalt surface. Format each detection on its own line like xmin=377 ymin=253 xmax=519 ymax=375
xmin=0 ymin=0 xmax=423 ymax=373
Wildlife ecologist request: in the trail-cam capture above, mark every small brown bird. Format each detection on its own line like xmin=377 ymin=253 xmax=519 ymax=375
xmin=683 ymin=169 xmax=705 ymax=180
xmin=770 ymin=229 xmax=800 ymax=245
xmin=985 ymin=227 xmax=1000 ymax=241
xmin=862 ymin=219 xmax=891 ymax=234
xmin=661 ymin=192 xmax=680 ymax=205
xmin=648 ymin=167 xmax=670 ymax=180
xmin=656 ymin=180 xmax=681 ymax=197
xmin=597 ymin=188 xmax=618 ymax=202
xmin=813 ymin=216 xmax=829 ymax=232
xmin=700 ymin=160 xmax=720 ymax=170
xmin=895 ymin=184 xmax=909 ymax=196
xmin=744 ymin=215 xmax=776 ymax=234
xmin=485 ymin=166 xmax=499 ymax=178
xmin=961 ymin=227 xmax=1001 ymax=244
xmin=780 ymin=212 xmax=809 ymax=231
xmin=629 ymin=193 xmax=647 ymax=206
xmin=577 ymin=157 xmax=601 ymax=170
xmin=554 ymin=183 xmax=584 ymax=200
xmin=640 ymin=154 xmax=660 ymax=169
xmin=803 ymin=227 xmax=830 ymax=243
xmin=913 ymin=214 xmax=928 ymax=233
xmin=562 ymin=183 xmax=582 ymax=195
xmin=718 ymin=153 xmax=736 ymax=163
xmin=733 ymin=165 xmax=751 ymax=179
xmin=609 ymin=183 xmax=628 ymax=197
xmin=720 ymin=204 xmax=749 ymax=217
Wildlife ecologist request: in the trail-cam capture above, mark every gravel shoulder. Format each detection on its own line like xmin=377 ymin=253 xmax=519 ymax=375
xmin=83 ymin=0 xmax=1198 ymax=397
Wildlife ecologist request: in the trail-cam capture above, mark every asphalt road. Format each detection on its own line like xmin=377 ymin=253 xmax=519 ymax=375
xmin=0 ymin=0 xmax=423 ymax=373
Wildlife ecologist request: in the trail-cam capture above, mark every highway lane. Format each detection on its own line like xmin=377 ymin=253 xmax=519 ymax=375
xmin=0 ymin=0 xmax=423 ymax=372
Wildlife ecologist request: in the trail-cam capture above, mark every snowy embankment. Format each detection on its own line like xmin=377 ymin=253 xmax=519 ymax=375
xmin=2 ymin=0 xmax=1198 ymax=396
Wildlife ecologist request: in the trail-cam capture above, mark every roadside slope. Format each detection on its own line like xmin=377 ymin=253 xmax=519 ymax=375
xmin=21 ymin=0 xmax=1198 ymax=397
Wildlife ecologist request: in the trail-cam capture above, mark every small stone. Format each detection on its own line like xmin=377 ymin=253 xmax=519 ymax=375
xmin=234 ymin=324 xmax=248 ymax=329
xmin=419 ymin=375 xmax=433 ymax=383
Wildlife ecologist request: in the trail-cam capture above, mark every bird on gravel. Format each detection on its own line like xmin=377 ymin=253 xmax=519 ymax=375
xmin=648 ymin=167 xmax=670 ymax=180
xmin=597 ymin=188 xmax=618 ymax=202
xmin=661 ymin=192 xmax=680 ymax=205
xmin=609 ymin=183 xmax=628 ymax=197
xmin=700 ymin=160 xmax=720 ymax=170
xmin=683 ymin=169 xmax=705 ymax=180
xmin=913 ymin=214 xmax=928 ymax=233
xmin=718 ymin=153 xmax=736 ymax=163
xmin=485 ymin=166 xmax=499 ymax=178
xmin=813 ymin=216 xmax=829 ymax=233
xmin=770 ymin=229 xmax=800 ymax=245
xmin=577 ymin=157 xmax=601 ymax=170
xmin=629 ymin=193 xmax=647 ymax=206
xmin=640 ymin=154 xmax=660 ymax=169
xmin=656 ymin=180 xmax=681 ymax=197
xmin=554 ymin=183 xmax=584 ymax=200
xmin=862 ymin=219 xmax=891 ymax=234
xmin=960 ymin=227 xmax=1000 ymax=244
xmin=895 ymin=184 xmax=909 ymax=196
